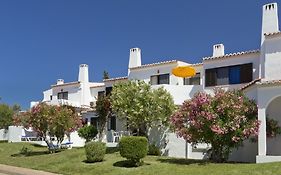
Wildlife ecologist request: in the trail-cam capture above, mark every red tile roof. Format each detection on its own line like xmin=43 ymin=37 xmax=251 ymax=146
xmin=257 ymin=79 xmax=281 ymax=85
xmin=130 ymin=60 xmax=179 ymax=70
xmin=51 ymin=81 xmax=80 ymax=87
xmin=240 ymin=78 xmax=261 ymax=91
xmin=203 ymin=50 xmax=260 ymax=61
xmin=103 ymin=76 xmax=128 ymax=82
xmin=264 ymin=31 xmax=281 ymax=37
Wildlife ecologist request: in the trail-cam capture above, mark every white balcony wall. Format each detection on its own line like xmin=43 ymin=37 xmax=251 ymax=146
xmin=152 ymin=84 xmax=203 ymax=105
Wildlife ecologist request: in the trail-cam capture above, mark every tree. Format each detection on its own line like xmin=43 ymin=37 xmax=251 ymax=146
xmin=14 ymin=103 xmax=82 ymax=148
xmin=103 ymin=70 xmax=110 ymax=79
xmin=110 ymin=80 xmax=176 ymax=136
xmin=78 ymin=125 xmax=98 ymax=142
xmin=12 ymin=104 xmax=21 ymax=113
xmin=96 ymin=95 xmax=111 ymax=141
xmin=0 ymin=104 xmax=14 ymax=130
xmin=171 ymin=89 xmax=260 ymax=162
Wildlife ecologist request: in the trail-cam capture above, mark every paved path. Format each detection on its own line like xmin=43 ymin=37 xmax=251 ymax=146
xmin=0 ymin=164 xmax=59 ymax=175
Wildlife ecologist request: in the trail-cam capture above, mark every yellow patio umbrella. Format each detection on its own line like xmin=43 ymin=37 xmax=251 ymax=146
xmin=172 ymin=66 xmax=196 ymax=78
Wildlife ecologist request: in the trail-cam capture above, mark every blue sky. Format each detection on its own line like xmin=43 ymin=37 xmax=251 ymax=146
xmin=0 ymin=0 xmax=279 ymax=109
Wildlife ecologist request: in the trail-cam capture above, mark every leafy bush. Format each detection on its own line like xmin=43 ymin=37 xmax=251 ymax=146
xmin=148 ymin=143 xmax=161 ymax=156
xmin=78 ymin=125 xmax=98 ymax=142
xmin=267 ymin=117 xmax=281 ymax=137
xmin=19 ymin=146 xmax=32 ymax=156
xmin=85 ymin=141 xmax=106 ymax=163
xmin=119 ymin=136 xmax=148 ymax=166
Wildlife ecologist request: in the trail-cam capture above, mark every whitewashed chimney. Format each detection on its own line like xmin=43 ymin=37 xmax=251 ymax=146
xmin=78 ymin=64 xmax=89 ymax=83
xmin=56 ymin=79 xmax=64 ymax=85
xmin=212 ymin=44 xmax=225 ymax=57
xmin=78 ymin=64 xmax=91 ymax=107
xmin=261 ymin=3 xmax=279 ymax=44
xmin=128 ymin=48 xmax=141 ymax=72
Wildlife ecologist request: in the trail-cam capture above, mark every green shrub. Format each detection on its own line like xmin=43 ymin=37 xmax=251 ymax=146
xmin=19 ymin=146 xmax=32 ymax=156
xmin=85 ymin=141 xmax=106 ymax=163
xmin=78 ymin=125 xmax=98 ymax=142
xmin=148 ymin=143 xmax=161 ymax=156
xmin=119 ymin=136 xmax=148 ymax=166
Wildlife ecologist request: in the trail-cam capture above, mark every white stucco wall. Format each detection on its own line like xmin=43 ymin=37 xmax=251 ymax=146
xmin=90 ymin=86 xmax=105 ymax=101
xmin=264 ymin=36 xmax=281 ymax=80
xmin=152 ymin=84 xmax=203 ymax=105
xmin=43 ymin=89 xmax=53 ymax=101
xmin=0 ymin=129 xmax=8 ymax=141
xmin=8 ymin=126 xmax=23 ymax=143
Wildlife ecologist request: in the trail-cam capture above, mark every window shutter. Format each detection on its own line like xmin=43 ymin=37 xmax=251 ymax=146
xmin=205 ymin=69 xmax=216 ymax=87
xmin=150 ymin=75 xmax=158 ymax=85
xmin=240 ymin=63 xmax=253 ymax=83
xmin=217 ymin=67 xmax=229 ymax=85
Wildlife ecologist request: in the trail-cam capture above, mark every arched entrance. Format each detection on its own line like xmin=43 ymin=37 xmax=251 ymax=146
xmin=266 ymin=96 xmax=281 ymax=155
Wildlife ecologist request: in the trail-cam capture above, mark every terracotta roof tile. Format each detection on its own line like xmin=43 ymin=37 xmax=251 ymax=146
xmin=103 ymin=76 xmax=128 ymax=82
xmin=130 ymin=60 xmax=178 ymax=70
xmin=191 ymin=62 xmax=203 ymax=66
xmin=51 ymin=81 xmax=80 ymax=87
xmin=264 ymin=31 xmax=281 ymax=37
xmin=240 ymin=78 xmax=261 ymax=91
xmin=203 ymin=50 xmax=260 ymax=61
xmin=257 ymin=79 xmax=281 ymax=85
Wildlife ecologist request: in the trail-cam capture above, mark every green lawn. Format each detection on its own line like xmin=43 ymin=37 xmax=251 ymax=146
xmin=0 ymin=142 xmax=281 ymax=175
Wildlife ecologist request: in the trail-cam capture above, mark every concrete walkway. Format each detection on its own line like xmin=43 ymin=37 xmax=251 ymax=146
xmin=0 ymin=164 xmax=59 ymax=175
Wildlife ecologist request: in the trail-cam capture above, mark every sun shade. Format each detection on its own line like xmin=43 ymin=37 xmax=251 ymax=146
xmin=172 ymin=66 xmax=196 ymax=78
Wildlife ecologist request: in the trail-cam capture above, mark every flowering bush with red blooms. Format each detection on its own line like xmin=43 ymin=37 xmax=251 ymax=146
xmin=14 ymin=103 xmax=82 ymax=147
xmin=171 ymin=89 xmax=260 ymax=162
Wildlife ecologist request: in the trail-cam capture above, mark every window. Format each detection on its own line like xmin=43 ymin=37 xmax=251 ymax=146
xmin=83 ymin=118 xmax=88 ymax=126
xmin=57 ymin=92 xmax=68 ymax=100
xmin=205 ymin=69 xmax=216 ymax=87
xmin=91 ymin=117 xmax=98 ymax=128
xmin=108 ymin=115 xmax=116 ymax=131
xmin=205 ymin=63 xmax=252 ymax=87
xmin=184 ymin=73 xmax=201 ymax=85
xmin=50 ymin=95 xmax=53 ymax=100
xmin=105 ymin=87 xmax=112 ymax=96
xmin=150 ymin=74 xmax=170 ymax=85
xmin=98 ymin=91 xmax=105 ymax=99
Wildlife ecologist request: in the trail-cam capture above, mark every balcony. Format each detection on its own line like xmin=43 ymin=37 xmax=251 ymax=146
xmin=45 ymin=99 xmax=81 ymax=108
xmin=151 ymin=84 xmax=203 ymax=105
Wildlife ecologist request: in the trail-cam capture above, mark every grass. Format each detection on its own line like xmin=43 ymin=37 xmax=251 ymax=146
xmin=0 ymin=142 xmax=281 ymax=175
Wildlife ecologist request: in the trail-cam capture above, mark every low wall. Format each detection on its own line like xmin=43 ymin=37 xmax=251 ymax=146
xmin=0 ymin=129 xmax=8 ymax=141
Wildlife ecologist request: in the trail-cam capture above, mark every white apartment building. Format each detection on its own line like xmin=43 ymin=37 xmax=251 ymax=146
xmin=27 ymin=2 xmax=281 ymax=163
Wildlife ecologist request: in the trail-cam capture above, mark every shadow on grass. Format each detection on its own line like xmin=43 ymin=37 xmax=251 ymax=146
xmin=106 ymin=147 xmax=119 ymax=154
xmin=30 ymin=143 xmax=46 ymax=148
xmin=157 ymin=158 xmax=209 ymax=166
xmin=11 ymin=151 xmax=50 ymax=157
xmin=82 ymin=160 xmax=103 ymax=164
xmin=113 ymin=160 xmax=150 ymax=168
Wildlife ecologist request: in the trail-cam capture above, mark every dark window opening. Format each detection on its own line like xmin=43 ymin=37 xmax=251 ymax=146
xmin=205 ymin=63 xmax=253 ymax=87
xmin=90 ymin=117 xmax=98 ymax=128
xmin=98 ymin=91 xmax=105 ymax=99
xmin=105 ymin=87 xmax=112 ymax=96
xmin=150 ymin=74 xmax=170 ymax=85
xmin=57 ymin=92 xmax=68 ymax=100
xmin=108 ymin=115 xmax=116 ymax=131
xmin=184 ymin=73 xmax=201 ymax=85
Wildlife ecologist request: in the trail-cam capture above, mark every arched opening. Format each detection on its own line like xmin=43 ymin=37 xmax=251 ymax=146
xmin=266 ymin=95 xmax=281 ymax=155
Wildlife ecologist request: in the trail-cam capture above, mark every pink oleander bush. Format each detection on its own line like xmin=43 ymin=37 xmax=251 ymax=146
xmin=171 ymin=89 xmax=260 ymax=163
xmin=14 ymin=103 xmax=82 ymax=149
